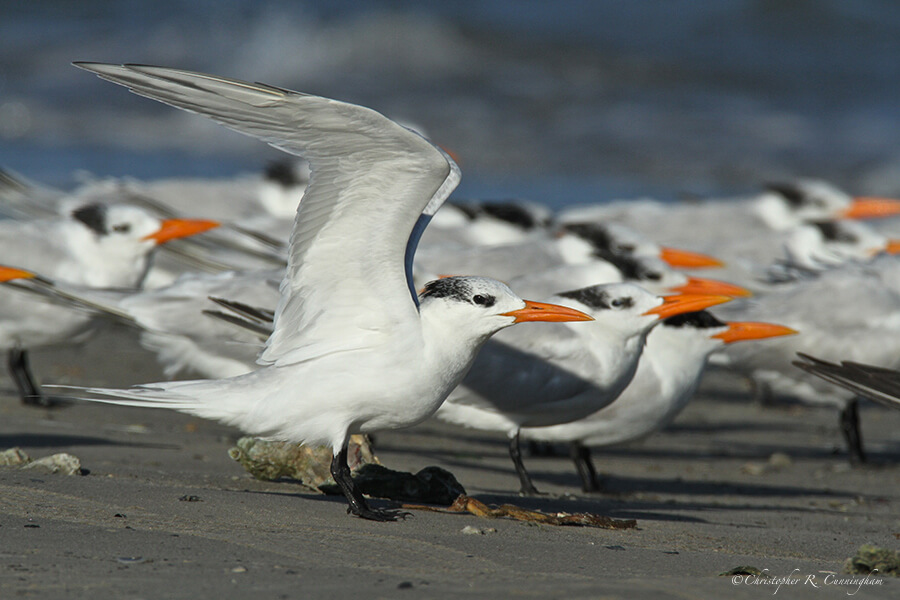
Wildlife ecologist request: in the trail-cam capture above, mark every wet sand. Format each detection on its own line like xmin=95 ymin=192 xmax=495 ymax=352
xmin=2 ymin=324 xmax=899 ymax=599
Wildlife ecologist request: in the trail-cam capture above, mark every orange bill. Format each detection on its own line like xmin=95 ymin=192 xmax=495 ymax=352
xmin=643 ymin=294 xmax=732 ymax=319
xmin=659 ymin=247 xmax=724 ymax=269
xmin=503 ymin=300 xmax=594 ymax=323
xmin=712 ymin=321 xmax=798 ymax=344
xmin=143 ymin=218 xmax=220 ymax=244
xmin=884 ymin=240 xmax=900 ymax=255
xmin=667 ymin=276 xmax=752 ymax=298
xmin=840 ymin=197 xmax=900 ymax=220
xmin=0 ymin=265 xmax=36 ymax=282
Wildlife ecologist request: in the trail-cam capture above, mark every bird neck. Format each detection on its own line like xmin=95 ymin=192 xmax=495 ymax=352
xmin=418 ymin=304 xmax=496 ymax=399
xmin=754 ymin=193 xmax=798 ymax=230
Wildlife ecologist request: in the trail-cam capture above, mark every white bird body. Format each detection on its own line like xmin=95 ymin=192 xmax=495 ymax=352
xmin=419 ymin=200 xmax=552 ymax=249
xmin=523 ymin=316 xmax=726 ymax=447
xmin=12 ymin=268 xmax=283 ymax=378
xmin=561 ymin=181 xmax=859 ymax=243
xmin=438 ymin=289 xmax=648 ymax=432
xmin=414 ymin=231 xmax=594 ymax=282
xmin=115 ymin=283 xmax=518 ymax=444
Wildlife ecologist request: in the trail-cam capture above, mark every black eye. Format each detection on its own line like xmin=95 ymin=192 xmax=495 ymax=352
xmin=609 ymin=296 xmax=634 ymax=309
xmin=645 ymin=272 xmax=662 ymax=281
xmin=618 ymin=244 xmax=636 ymax=253
xmin=472 ymin=294 xmax=495 ymax=307
xmin=112 ymin=223 xmax=131 ymax=233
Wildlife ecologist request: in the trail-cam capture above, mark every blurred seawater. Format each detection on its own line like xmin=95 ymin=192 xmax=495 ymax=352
xmin=2 ymin=0 xmax=900 ymax=208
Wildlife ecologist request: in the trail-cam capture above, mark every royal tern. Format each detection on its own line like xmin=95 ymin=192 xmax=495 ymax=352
xmin=715 ymin=253 xmax=900 ymax=463
xmin=434 ymin=283 xmax=732 ymax=494
xmin=504 ymin=253 xmax=750 ymax=304
xmin=1 ymin=160 xmax=307 ymax=224
xmin=414 ymin=220 xmax=724 ymax=285
xmin=420 ymin=199 xmax=553 ymax=249
xmin=561 ymin=179 xmax=900 ymax=241
xmin=764 ymin=220 xmax=900 ymax=283
xmin=1 ymin=267 xmax=282 ymax=379
xmin=0 ymin=204 xmax=218 ymax=405
xmin=794 ymin=353 xmax=900 ymax=411
xmin=558 ymin=222 xmax=724 ymax=269
xmin=521 ymin=311 xmax=796 ymax=491
xmin=558 ymin=180 xmax=900 ymax=284
xmin=62 ymin=62 xmax=594 ymax=521
xmin=0 ymin=168 xmax=291 ymax=288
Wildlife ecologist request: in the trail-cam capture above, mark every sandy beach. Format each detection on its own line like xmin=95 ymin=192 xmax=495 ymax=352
xmin=0 ymin=324 xmax=897 ymax=599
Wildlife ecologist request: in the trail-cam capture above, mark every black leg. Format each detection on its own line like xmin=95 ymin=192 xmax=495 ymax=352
xmin=569 ymin=441 xmax=602 ymax=492
xmin=509 ymin=431 xmax=541 ymax=495
xmin=840 ymin=398 xmax=867 ymax=465
xmin=527 ymin=440 xmax=564 ymax=457
xmin=8 ymin=348 xmax=52 ymax=407
xmin=750 ymin=376 xmax=775 ymax=406
xmin=329 ymin=443 xmax=407 ymax=522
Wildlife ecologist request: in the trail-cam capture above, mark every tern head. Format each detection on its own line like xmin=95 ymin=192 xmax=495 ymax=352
xmin=556 ymin=282 xmax=733 ymax=341
xmin=259 ymin=160 xmax=309 ymax=218
xmin=560 ymin=222 xmax=723 ymax=268
xmin=477 ymin=200 xmax=553 ymax=232
xmin=664 ymin=310 xmax=797 ymax=346
xmin=651 ymin=310 xmax=797 ymax=363
xmin=561 ymin=221 xmax=659 ymax=260
xmin=765 ymin=179 xmax=900 ymax=223
xmin=418 ymin=276 xmax=593 ymax=341
xmin=781 ymin=220 xmax=896 ymax=272
xmin=68 ymin=203 xmax=219 ymax=287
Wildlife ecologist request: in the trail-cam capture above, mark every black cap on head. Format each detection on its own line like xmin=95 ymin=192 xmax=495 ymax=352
xmin=479 ymin=201 xmax=547 ymax=230
xmin=662 ymin=310 xmax=726 ymax=329
xmin=264 ymin=160 xmax=302 ymax=188
xmin=71 ymin=203 xmax=108 ymax=235
xmin=765 ymin=181 xmax=806 ymax=207
xmin=809 ymin=221 xmax=858 ymax=243
xmin=558 ymin=286 xmax=633 ymax=310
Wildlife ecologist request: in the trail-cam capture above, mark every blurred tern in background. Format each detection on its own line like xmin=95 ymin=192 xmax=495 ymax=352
xmin=559 ymin=180 xmax=900 ymax=286
xmin=1 ymin=267 xmax=282 ymax=379
xmin=715 ymin=253 xmax=900 ymax=463
xmin=0 ymin=204 xmax=218 ymax=406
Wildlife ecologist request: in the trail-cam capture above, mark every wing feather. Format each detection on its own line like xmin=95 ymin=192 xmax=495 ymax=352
xmin=75 ymin=63 xmax=461 ymax=366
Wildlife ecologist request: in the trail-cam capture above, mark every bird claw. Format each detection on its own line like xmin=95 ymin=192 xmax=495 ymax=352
xmin=22 ymin=394 xmax=71 ymax=409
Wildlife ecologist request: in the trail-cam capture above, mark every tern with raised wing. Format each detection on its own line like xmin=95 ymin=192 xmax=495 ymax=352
xmin=62 ymin=62 xmax=593 ymax=521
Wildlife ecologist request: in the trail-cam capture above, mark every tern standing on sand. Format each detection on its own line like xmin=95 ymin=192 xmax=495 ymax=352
xmin=64 ymin=63 xmax=593 ymax=521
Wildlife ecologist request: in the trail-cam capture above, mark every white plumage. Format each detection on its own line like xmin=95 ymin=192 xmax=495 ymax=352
xmin=61 ymin=63 xmax=592 ymax=520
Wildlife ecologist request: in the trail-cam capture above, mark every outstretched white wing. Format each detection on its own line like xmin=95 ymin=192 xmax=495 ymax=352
xmin=76 ymin=63 xmax=460 ymax=366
